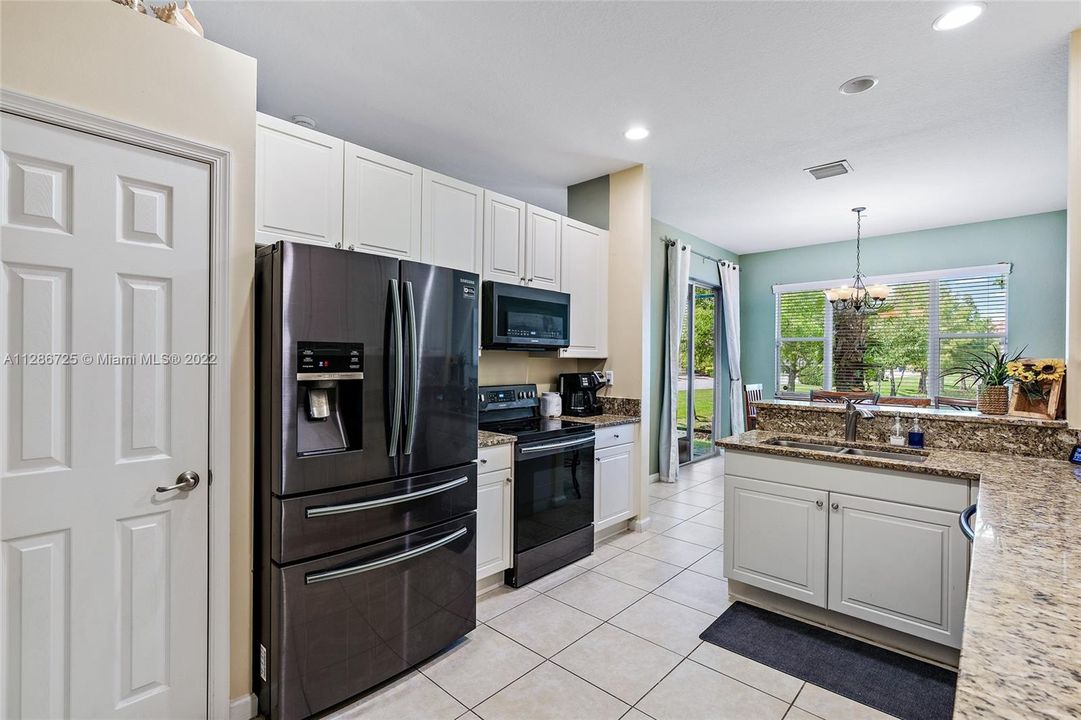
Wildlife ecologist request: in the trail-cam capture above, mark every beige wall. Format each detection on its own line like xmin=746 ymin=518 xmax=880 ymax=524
xmin=1 ymin=0 xmax=258 ymax=702
xmin=1067 ymin=28 xmax=1081 ymax=427
xmin=479 ymin=352 xmax=598 ymax=392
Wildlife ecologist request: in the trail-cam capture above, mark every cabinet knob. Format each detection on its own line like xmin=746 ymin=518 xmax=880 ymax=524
xmin=614 ymin=434 xmax=620 ymax=439
xmin=520 ymin=276 xmax=527 ymax=283
xmin=831 ymin=502 xmax=839 ymax=511
xmin=348 ymin=244 xmax=356 ymax=251
xmin=505 ymin=477 xmax=512 ymax=484
xmin=479 ymin=458 xmax=487 ymax=464
xmin=334 ymin=242 xmax=342 ymax=249
xmin=815 ymin=500 xmax=823 ymax=508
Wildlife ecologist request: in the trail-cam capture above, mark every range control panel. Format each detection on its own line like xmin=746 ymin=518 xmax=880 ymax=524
xmin=479 ymin=384 xmax=539 ymax=412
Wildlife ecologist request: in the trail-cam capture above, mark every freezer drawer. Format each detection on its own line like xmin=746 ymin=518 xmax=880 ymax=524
xmin=271 ymin=464 xmax=477 ymax=564
xmin=261 ymin=514 xmax=476 ymax=720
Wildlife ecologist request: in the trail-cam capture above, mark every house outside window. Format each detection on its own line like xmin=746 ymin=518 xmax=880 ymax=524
xmin=774 ymin=264 xmax=1009 ymax=399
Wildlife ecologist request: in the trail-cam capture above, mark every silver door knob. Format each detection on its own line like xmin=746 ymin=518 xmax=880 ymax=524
xmin=157 ymin=470 xmax=200 ymax=493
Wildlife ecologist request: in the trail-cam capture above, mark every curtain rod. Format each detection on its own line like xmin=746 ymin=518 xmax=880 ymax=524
xmin=661 ymin=236 xmax=740 ymax=269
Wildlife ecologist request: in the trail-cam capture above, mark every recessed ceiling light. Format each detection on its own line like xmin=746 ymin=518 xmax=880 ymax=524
xmin=932 ymin=3 xmax=985 ymax=31
xmin=839 ymin=76 xmax=878 ymax=95
xmin=624 ymin=126 xmax=650 ymax=141
xmin=291 ymin=115 xmax=317 ymax=129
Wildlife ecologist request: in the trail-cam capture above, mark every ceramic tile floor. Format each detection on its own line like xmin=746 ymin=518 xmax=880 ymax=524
xmin=327 ymin=455 xmax=895 ymax=720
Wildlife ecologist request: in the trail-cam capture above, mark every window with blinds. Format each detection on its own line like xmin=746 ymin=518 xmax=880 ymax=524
xmin=775 ymin=268 xmax=1008 ymax=400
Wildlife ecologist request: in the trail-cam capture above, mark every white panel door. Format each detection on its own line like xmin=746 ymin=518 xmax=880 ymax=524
xmin=827 ymin=493 xmax=969 ymax=648
xmin=255 ymin=112 xmax=344 ymax=248
xmin=1 ymin=113 xmax=210 ymax=719
xmin=476 ymin=469 xmax=512 ymax=578
xmin=343 ymin=143 xmax=421 ymax=259
xmin=559 ymin=219 xmax=608 ymax=358
xmin=482 ymin=190 xmax=526 ymax=284
xmin=595 ymin=443 xmax=633 ymax=531
xmin=421 ymin=170 xmax=482 ymax=273
xmin=525 ymin=204 xmax=561 ymax=291
xmin=724 ymin=475 xmax=828 ymax=607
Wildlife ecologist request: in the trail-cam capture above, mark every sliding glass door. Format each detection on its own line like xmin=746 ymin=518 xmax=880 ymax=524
xmin=677 ymin=282 xmax=720 ymax=464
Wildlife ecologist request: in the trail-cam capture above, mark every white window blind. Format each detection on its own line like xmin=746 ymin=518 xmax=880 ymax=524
xmin=775 ymin=267 xmax=1009 ymax=400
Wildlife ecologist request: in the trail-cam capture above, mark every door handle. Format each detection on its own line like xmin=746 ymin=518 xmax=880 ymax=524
xmin=388 ymin=279 xmax=403 ymax=456
xmin=403 ymin=280 xmax=419 ymax=456
xmin=157 ymin=470 xmax=199 ymax=493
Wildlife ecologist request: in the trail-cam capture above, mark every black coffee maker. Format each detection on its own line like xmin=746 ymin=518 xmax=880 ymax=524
xmin=558 ymin=372 xmax=607 ymax=416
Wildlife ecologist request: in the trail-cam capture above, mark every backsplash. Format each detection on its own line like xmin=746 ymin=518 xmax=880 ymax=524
xmin=755 ymin=404 xmax=1077 ymax=459
xmin=600 ymin=396 xmax=642 ymax=418
xmin=478 ymin=350 xmax=602 ymax=392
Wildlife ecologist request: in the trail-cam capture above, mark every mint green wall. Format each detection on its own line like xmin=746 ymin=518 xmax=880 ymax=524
xmin=739 ymin=211 xmax=1068 ymax=398
xmin=650 ymin=219 xmax=739 ymax=475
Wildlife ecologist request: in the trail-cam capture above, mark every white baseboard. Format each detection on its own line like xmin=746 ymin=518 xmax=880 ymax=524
xmin=648 ymin=472 xmax=659 ymax=483
xmin=229 ymin=693 xmax=256 ymax=720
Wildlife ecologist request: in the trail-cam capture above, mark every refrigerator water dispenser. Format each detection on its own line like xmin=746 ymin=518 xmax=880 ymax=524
xmin=295 ymin=341 xmax=363 ymax=455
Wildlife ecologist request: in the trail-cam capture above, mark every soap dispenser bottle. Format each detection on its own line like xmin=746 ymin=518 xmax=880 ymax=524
xmin=889 ymin=415 xmax=906 ymax=446
xmin=907 ymin=417 xmax=925 ymax=449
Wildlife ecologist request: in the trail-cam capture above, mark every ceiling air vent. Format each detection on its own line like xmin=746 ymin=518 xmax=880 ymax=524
xmin=804 ymin=160 xmax=853 ymax=180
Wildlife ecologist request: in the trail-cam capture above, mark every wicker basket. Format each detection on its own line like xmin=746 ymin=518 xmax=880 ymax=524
xmin=977 ymin=385 xmax=1009 ymax=415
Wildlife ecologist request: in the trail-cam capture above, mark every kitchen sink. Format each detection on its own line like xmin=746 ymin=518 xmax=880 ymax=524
xmin=763 ymin=438 xmax=927 ymax=464
xmin=764 ymin=439 xmax=847 ymax=453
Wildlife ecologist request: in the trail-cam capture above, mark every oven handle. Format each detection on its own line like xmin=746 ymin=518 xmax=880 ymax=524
xmin=518 ymin=434 xmax=596 ymax=454
xmin=304 ymin=526 xmax=468 ymax=585
xmin=304 ymin=476 xmax=470 ymax=518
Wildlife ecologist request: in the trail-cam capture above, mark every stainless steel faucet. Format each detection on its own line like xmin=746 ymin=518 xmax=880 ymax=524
xmin=844 ymin=399 xmax=875 ymax=441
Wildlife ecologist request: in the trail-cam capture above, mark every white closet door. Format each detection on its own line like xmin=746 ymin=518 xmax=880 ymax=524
xmin=1 ymin=113 xmax=210 ymax=719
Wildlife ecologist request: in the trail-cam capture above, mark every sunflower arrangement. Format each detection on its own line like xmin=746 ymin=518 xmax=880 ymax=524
xmin=1006 ymin=358 xmax=1066 ymax=400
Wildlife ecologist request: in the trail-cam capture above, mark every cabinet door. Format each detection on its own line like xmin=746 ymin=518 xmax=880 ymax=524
xmin=595 ymin=443 xmax=633 ymax=530
xmin=476 ymin=469 xmax=512 ymax=578
xmin=421 ymin=170 xmax=482 ymax=273
xmin=724 ymin=476 xmax=828 ymax=607
xmin=256 ymin=113 xmax=343 ymax=247
xmin=559 ymin=218 xmax=608 ymax=358
xmin=482 ymin=190 xmax=526 ymax=284
xmin=525 ymin=204 xmax=562 ymax=291
xmin=343 ymin=143 xmax=421 ymax=259
xmin=827 ymin=493 xmax=969 ymax=648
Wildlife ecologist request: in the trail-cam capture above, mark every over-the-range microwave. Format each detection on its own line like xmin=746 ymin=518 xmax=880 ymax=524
xmin=482 ymin=280 xmax=571 ymax=351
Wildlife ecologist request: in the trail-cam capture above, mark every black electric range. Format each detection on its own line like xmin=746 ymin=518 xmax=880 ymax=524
xmin=479 ymin=384 xmax=596 ymax=587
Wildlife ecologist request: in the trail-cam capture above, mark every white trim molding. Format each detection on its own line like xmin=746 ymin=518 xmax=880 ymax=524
xmin=230 ymin=693 xmax=257 ymax=720
xmin=772 ymin=262 xmax=1012 ymax=295
xmin=0 ymin=89 xmax=235 ymax=720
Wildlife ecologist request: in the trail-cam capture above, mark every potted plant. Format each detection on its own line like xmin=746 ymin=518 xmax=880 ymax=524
xmin=946 ymin=346 xmax=1025 ymax=415
xmin=1006 ymin=358 xmax=1067 ymax=419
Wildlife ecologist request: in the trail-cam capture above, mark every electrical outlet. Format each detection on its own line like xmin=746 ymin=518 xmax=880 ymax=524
xmin=605 ymin=370 xmax=614 ymax=385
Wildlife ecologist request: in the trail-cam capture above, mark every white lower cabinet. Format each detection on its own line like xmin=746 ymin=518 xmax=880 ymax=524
xmin=827 ymin=493 xmax=969 ymax=648
xmin=476 ymin=443 xmax=514 ymax=580
xmin=725 ymin=476 xmax=828 ymax=607
xmin=594 ymin=424 xmax=638 ymax=532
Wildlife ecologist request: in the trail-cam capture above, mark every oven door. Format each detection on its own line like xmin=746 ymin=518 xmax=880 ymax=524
xmin=513 ymin=433 xmax=595 ymax=553
xmin=482 ymin=281 xmax=570 ymax=350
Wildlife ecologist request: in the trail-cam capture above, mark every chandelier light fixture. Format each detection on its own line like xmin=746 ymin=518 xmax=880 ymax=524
xmin=825 ymin=207 xmax=890 ymax=313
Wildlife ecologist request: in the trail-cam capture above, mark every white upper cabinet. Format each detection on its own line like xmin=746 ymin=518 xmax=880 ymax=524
xmin=525 ymin=204 xmax=562 ymax=291
xmin=560 ymin=218 xmax=608 ymax=358
xmin=255 ymin=112 xmax=343 ymax=247
xmin=482 ymin=190 xmax=527 ymax=284
xmin=421 ymin=170 xmax=483 ymax=274
xmin=343 ymin=143 xmax=422 ymax=259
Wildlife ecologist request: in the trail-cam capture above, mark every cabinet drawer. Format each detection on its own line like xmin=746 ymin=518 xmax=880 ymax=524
xmin=595 ymin=424 xmax=635 ymax=450
xmin=478 ymin=444 xmax=513 ymax=472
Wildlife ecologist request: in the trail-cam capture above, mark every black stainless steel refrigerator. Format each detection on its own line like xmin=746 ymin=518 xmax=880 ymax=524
xmin=254 ymin=242 xmax=479 ymax=720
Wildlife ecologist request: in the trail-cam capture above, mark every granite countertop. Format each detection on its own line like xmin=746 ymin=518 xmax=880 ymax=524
xmin=754 ymin=398 xmax=1069 ymax=429
xmin=561 ymin=413 xmax=641 ymax=429
xmin=478 ymin=430 xmax=515 ymax=448
xmin=719 ymin=430 xmax=1081 ymax=720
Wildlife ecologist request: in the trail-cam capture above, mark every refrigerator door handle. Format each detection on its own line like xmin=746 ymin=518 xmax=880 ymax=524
xmin=304 ymin=526 xmax=468 ymax=584
xmin=388 ymin=278 xmax=403 ymax=456
xmin=304 ymin=476 xmax=469 ymax=518
xmin=403 ymin=280 xmax=419 ymax=455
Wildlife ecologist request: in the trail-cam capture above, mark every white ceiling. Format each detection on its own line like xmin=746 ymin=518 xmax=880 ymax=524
xmin=199 ymin=1 xmax=1080 ymax=254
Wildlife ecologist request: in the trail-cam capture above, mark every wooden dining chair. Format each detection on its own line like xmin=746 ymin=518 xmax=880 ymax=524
xmin=934 ymin=395 xmax=978 ymax=411
xmin=809 ymin=389 xmax=880 ymax=404
xmin=743 ymin=383 xmax=763 ymax=429
xmin=878 ymin=396 xmax=932 ymax=408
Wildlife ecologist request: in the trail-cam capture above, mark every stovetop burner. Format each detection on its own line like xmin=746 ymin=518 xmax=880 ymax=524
xmin=480 ymin=416 xmax=594 ymax=444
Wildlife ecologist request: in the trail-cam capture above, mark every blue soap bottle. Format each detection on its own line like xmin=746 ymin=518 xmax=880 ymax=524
xmin=907 ymin=418 xmax=925 ymax=449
